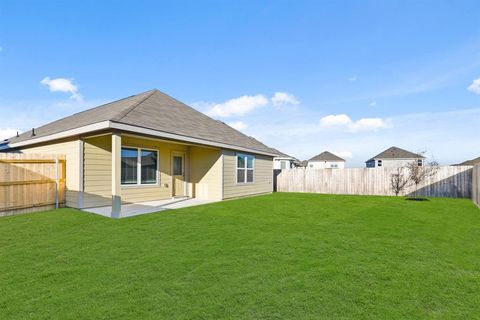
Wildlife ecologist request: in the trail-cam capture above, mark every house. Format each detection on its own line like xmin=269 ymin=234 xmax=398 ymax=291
xmin=0 ymin=89 xmax=277 ymax=218
xmin=366 ymin=146 xmax=425 ymax=168
xmin=453 ymin=156 xmax=480 ymax=166
xmin=307 ymin=151 xmax=345 ymax=169
xmin=272 ymin=148 xmax=298 ymax=170
xmin=299 ymin=160 xmax=309 ymax=167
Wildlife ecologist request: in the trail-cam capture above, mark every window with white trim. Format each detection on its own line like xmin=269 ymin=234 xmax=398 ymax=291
xmin=121 ymin=147 xmax=158 ymax=185
xmin=377 ymin=160 xmax=382 ymax=167
xmin=237 ymin=154 xmax=254 ymax=183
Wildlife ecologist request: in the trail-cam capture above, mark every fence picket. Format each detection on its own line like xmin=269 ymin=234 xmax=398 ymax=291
xmin=0 ymin=154 xmax=66 ymax=216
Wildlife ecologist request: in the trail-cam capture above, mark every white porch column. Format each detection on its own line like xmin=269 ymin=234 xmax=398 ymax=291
xmin=111 ymin=131 xmax=122 ymax=218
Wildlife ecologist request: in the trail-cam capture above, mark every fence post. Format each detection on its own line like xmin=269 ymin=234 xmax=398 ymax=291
xmin=55 ymin=157 xmax=59 ymax=209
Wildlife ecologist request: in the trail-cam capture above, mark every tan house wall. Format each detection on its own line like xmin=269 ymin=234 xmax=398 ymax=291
xmin=189 ymin=146 xmax=223 ymax=200
xmin=16 ymin=137 xmax=80 ymax=208
xmin=83 ymin=135 xmax=112 ymax=208
xmin=222 ymin=150 xmax=273 ymax=199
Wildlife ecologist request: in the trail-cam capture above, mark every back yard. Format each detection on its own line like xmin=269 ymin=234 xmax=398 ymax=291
xmin=1 ymin=193 xmax=479 ymax=319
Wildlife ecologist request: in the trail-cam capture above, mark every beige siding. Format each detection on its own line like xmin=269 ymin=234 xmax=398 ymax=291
xmin=189 ymin=147 xmax=222 ymax=200
xmin=83 ymin=135 xmax=112 ymax=208
xmin=223 ymin=150 xmax=273 ymax=199
xmin=17 ymin=138 xmax=80 ymax=208
xmin=120 ymin=135 xmax=188 ymax=203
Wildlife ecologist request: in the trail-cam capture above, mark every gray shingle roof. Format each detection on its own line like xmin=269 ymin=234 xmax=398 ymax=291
xmin=454 ymin=156 xmax=480 ymax=166
xmin=4 ymin=89 xmax=276 ymax=155
xmin=308 ymin=151 xmax=345 ymax=162
xmin=367 ymin=146 xmax=425 ymax=162
xmin=271 ymin=148 xmax=297 ymax=159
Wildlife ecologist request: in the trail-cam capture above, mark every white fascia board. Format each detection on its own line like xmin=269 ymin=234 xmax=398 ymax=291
xmin=274 ymin=157 xmax=295 ymax=160
xmin=1 ymin=121 xmax=111 ymax=150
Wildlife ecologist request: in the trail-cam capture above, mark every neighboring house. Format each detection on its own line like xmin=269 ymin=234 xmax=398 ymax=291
xmin=298 ymin=160 xmax=309 ymax=167
xmin=0 ymin=89 xmax=277 ymax=218
xmin=307 ymin=151 xmax=345 ymax=169
xmin=454 ymin=156 xmax=480 ymax=166
xmin=366 ymin=146 xmax=425 ymax=168
xmin=272 ymin=148 xmax=298 ymax=170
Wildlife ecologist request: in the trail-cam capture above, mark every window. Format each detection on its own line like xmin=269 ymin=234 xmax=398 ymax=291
xmin=237 ymin=154 xmax=254 ymax=183
xmin=121 ymin=147 xmax=158 ymax=185
xmin=121 ymin=148 xmax=138 ymax=185
xmin=417 ymin=159 xmax=423 ymax=166
xmin=173 ymin=156 xmax=183 ymax=176
xmin=141 ymin=150 xmax=158 ymax=184
xmin=377 ymin=160 xmax=382 ymax=167
xmin=280 ymin=161 xmax=287 ymax=170
xmin=331 ymin=163 xmax=338 ymax=168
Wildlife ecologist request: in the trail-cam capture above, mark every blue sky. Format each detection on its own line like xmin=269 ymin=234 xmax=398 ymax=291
xmin=1 ymin=0 xmax=480 ymax=166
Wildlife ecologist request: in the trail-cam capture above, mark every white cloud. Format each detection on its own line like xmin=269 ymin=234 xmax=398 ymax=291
xmin=467 ymin=78 xmax=480 ymax=95
xmin=40 ymin=77 xmax=83 ymax=102
xmin=319 ymin=114 xmax=390 ymax=132
xmin=271 ymin=92 xmax=300 ymax=106
xmin=319 ymin=114 xmax=352 ymax=127
xmin=0 ymin=128 xmax=21 ymax=140
xmin=348 ymin=118 xmax=390 ymax=132
xmin=348 ymin=76 xmax=357 ymax=82
xmin=204 ymin=94 xmax=268 ymax=117
xmin=227 ymin=121 xmax=248 ymax=131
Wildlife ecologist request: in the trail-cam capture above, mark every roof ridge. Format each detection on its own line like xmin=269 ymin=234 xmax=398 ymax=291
xmin=367 ymin=146 xmax=425 ymax=162
xmin=112 ymin=89 xmax=158 ymax=122
xmin=146 ymin=90 xmax=278 ymax=152
xmin=308 ymin=151 xmax=345 ymax=162
xmin=63 ymin=90 xmax=154 ymax=119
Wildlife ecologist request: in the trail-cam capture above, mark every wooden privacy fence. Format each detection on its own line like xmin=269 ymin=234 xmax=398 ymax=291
xmin=0 ymin=154 xmax=66 ymax=216
xmin=276 ymin=166 xmax=473 ymax=198
xmin=473 ymin=164 xmax=480 ymax=207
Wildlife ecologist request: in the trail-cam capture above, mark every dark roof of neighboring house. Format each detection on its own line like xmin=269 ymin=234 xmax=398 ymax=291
xmin=454 ymin=156 xmax=480 ymax=166
xmin=2 ymin=89 xmax=276 ymax=155
xmin=308 ymin=151 xmax=345 ymax=162
xmin=367 ymin=146 xmax=425 ymax=162
xmin=271 ymin=148 xmax=297 ymax=159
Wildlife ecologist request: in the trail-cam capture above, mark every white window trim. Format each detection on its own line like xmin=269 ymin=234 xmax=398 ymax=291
xmin=236 ymin=153 xmax=255 ymax=185
xmin=121 ymin=146 xmax=160 ymax=187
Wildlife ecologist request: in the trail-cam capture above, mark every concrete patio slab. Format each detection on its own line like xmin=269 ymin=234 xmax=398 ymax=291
xmin=82 ymin=197 xmax=219 ymax=218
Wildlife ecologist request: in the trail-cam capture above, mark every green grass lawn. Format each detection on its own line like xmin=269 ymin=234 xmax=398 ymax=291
xmin=1 ymin=193 xmax=479 ymax=319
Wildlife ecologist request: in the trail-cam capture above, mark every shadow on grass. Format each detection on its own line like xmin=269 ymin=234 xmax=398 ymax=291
xmin=405 ymin=197 xmax=430 ymax=202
